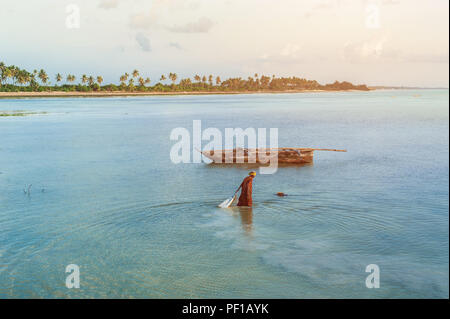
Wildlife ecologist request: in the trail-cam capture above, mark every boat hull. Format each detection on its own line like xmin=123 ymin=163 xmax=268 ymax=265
xmin=201 ymin=149 xmax=315 ymax=164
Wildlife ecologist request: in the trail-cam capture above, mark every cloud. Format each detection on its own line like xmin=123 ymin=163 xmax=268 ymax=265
xmin=166 ymin=17 xmax=214 ymax=33
xmin=169 ymin=42 xmax=183 ymax=50
xmin=98 ymin=0 xmax=119 ymax=9
xmin=280 ymin=43 xmax=301 ymax=57
xmin=130 ymin=13 xmax=157 ymax=29
xmin=129 ymin=0 xmax=201 ymax=30
xmin=343 ymin=37 xmax=448 ymax=64
xmin=135 ymin=33 xmax=151 ymax=52
xmin=382 ymin=0 xmax=401 ymax=5
xmin=257 ymin=55 xmax=305 ymax=65
xmin=255 ymin=44 xmax=305 ymax=65
xmin=166 ymin=0 xmax=201 ymax=11
xmin=343 ymin=37 xmax=396 ymax=62
xmin=302 ymin=0 xmax=341 ymax=19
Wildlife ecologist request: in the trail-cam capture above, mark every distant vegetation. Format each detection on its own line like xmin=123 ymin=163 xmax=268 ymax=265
xmin=0 ymin=61 xmax=369 ymax=93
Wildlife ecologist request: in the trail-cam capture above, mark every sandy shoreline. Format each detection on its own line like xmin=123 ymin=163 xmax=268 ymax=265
xmin=0 ymin=89 xmax=372 ymax=99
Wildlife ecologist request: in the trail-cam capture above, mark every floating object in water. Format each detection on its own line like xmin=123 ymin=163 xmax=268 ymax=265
xmin=218 ymin=194 xmax=237 ymax=208
xmin=276 ymin=192 xmax=287 ymax=197
xmin=201 ymin=147 xmax=346 ymax=164
xmin=23 ymin=184 xmax=32 ymax=195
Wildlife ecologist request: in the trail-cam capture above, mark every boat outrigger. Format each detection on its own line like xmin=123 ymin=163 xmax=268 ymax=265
xmin=201 ymin=148 xmax=347 ymax=164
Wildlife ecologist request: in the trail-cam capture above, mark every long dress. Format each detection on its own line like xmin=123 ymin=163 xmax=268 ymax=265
xmin=237 ymin=176 xmax=253 ymax=207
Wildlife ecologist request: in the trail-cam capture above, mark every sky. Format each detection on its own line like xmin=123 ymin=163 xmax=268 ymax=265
xmin=0 ymin=0 xmax=448 ymax=87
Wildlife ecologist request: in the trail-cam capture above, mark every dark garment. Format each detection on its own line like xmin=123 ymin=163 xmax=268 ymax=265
xmin=237 ymin=176 xmax=253 ymax=207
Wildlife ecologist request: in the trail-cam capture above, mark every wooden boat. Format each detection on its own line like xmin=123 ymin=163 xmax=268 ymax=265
xmin=201 ymin=147 xmax=346 ymax=164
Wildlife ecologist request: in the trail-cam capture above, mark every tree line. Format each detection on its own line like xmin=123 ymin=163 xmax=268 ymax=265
xmin=0 ymin=61 xmax=369 ymax=93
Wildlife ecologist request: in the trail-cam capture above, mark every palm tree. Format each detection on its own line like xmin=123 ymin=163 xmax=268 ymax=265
xmin=202 ymin=75 xmax=207 ymax=83
xmin=55 ymin=73 xmax=62 ymax=85
xmin=215 ymin=76 xmax=221 ymax=86
xmin=132 ymin=69 xmax=139 ymax=78
xmin=128 ymin=78 xmax=135 ymax=91
xmin=138 ymin=77 xmax=145 ymax=87
xmin=2 ymin=66 xmax=13 ymax=85
xmin=120 ymin=73 xmax=129 ymax=86
xmin=29 ymin=71 xmax=38 ymax=90
xmin=0 ymin=63 xmax=11 ymax=86
xmin=24 ymin=70 xmax=31 ymax=86
xmin=0 ymin=62 xmax=5 ymax=86
xmin=169 ymin=73 xmax=178 ymax=85
xmin=9 ymin=66 xmax=18 ymax=85
xmin=208 ymin=75 xmax=213 ymax=86
xmin=67 ymin=74 xmax=76 ymax=83
xmin=6 ymin=67 xmax=14 ymax=85
xmin=97 ymin=76 xmax=103 ymax=86
xmin=38 ymin=69 xmax=49 ymax=85
xmin=160 ymin=74 xmax=166 ymax=82
xmin=81 ymin=74 xmax=88 ymax=85
xmin=17 ymin=70 xmax=31 ymax=86
xmin=88 ymin=76 xmax=94 ymax=86
xmin=194 ymin=75 xmax=201 ymax=83
xmin=119 ymin=75 xmax=127 ymax=86
xmin=144 ymin=77 xmax=151 ymax=86
xmin=179 ymin=78 xmax=192 ymax=89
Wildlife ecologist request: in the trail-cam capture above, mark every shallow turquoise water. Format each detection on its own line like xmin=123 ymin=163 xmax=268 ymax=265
xmin=0 ymin=90 xmax=448 ymax=298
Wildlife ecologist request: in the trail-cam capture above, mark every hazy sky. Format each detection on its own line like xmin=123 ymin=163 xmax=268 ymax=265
xmin=0 ymin=0 xmax=448 ymax=86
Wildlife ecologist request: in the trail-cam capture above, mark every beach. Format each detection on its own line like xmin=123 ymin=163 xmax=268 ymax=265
xmin=0 ymin=89 xmax=373 ymax=99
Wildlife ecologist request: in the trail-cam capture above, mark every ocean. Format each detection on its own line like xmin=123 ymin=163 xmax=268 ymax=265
xmin=0 ymin=89 xmax=448 ymax=298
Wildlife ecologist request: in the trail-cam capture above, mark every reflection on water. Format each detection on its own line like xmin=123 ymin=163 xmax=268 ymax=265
xmin=236 ymin=207 xmax=253 ymax=235
xmin=206 ymin=162 xmax=314 ymax=170
xmin=0 ymin=90 xmax=448 ymax=298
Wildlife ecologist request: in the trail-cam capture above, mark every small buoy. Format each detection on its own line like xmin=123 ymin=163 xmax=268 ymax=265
xmin=276 ymin=192 xmax=287 ymax=197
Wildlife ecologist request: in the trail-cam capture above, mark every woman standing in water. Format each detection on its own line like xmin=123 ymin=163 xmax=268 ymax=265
xmin=235 ymin=172 xmax=256 ymax=207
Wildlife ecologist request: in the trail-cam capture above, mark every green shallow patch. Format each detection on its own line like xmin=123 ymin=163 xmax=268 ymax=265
xmin=0 ymin=110 xmax=47 ymax=117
